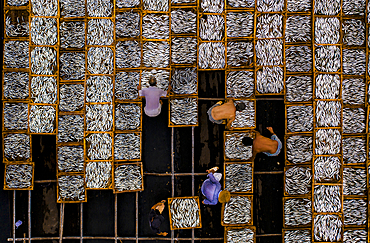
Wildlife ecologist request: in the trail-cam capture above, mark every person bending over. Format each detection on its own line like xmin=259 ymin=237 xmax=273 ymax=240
xmin=242 ymin=127 xmax=282 ymax=161
xmin=148 ymin=200 xmax=168 ymax=236
xmin=138 ymin=76 xmax=169 ymax=117
xmin=207 ymin=99 xmax=246 ymax=130
xmin=201 ymin=167 xmax=230 ymax=205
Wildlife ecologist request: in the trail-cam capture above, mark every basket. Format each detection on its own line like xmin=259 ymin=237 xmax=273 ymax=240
xmin=85 ymin=161 xmax=113 ymax=190
xmin=282 ymin=196 xmax=312 ymax=228
xmin=113 ymin=162 xmax=144 ymax=193
xmin=57 ymin=172 xmax=87 ymax=203
xmin=167 ymin=196 xmax=202 ymax=230
xmin=3 ymin=162 xmax=34 ymax=190
xmin=283 ymin=164 xmax=312 ymax=197
xmin=221 ymin=194 xmax=253 ymax=226
xmin=224 ymin=226 xmax=256 ymax=243
xmin=168 ymin=96 xmax=199 ymax=127
xmin=223 ymin=161 xmax=253 ymax=194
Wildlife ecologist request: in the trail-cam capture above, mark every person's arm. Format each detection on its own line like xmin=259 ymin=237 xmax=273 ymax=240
xmin=267 ymin=127 xmax=275 ymax=135
xmin=250 ymin=148 xmax=257 ymax=162
xmin=138 ymin=85 xmax=144 ymax=97
xmin=226 ymin=116 xmax=235 ymax=130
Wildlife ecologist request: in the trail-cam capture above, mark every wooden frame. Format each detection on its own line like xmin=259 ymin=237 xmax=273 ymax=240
xmin=168 ymin=196 xmax=202 ymax=230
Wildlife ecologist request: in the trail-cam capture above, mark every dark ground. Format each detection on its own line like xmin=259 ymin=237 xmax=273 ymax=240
xmin=1 ymin=70 xmax=285 ymax=243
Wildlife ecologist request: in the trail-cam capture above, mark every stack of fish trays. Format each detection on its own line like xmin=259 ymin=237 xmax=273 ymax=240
xmin=169 ymin=0 xmax=199 ymax=126
xmin=3 ymin=2 xmax=34 ymax=190
xmin=311 ymin=0 xmax=346 ymax=241
xmin=168 ymin=196 xmax=202 ymax=230
xmin=341 ymin=0 xmax=368 ymax=241
xmin=223 ymin=130 xmax=255 ymax=242
xmin=56 ymin=0 xmax=87 ymax=202
xmin=255 ymin=0 xmax=285 ymax=95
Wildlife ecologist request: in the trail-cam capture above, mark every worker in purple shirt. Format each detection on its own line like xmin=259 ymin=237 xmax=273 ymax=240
xmin=138 ymin=76 xmax=169 ymax=117
xmin=201 ymin=167 xmax=230 ymax=205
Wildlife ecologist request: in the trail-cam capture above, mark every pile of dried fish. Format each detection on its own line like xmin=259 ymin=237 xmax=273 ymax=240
xmin=143 ymin=0 xmax=168 ymax=11
xmin=58 ymin=175 xmax=85 ymax=201
xmin=284 ymin=198 xmax=311 ymax=226
xmin=58 ymin=115 xmax=84 ymax=143
xmin=172 ymin=38 xmax=197 ymax=64
xmin=285 ymin=166 xmax=312 ymax=195
xmin=286 ymin=46 xmax=312 ymax=72
xmin=29 ymin=105 xmax=56 ymax=133
xmin=231 ymin=100 xmax=255 ymax=128
xmin=315 ymin=18 xmax=340 ymax=44
xmin=60 ymin=21 xmax=85 ymax=48
xmin=201 ymin=0 xmax=224 ymax=13
xmin=343 ymin=108 xmax=365 ymax=133
xmin=116 ymin=12 xmax=140 ymax=38
xmin=60 ymin=52 xmax=85 ymax=80
xmin=170 ymin=198 xmax=200 ymax=228
xmin=7 ymin=0 xmax=28 ymax=6
xmin=85 ymin=162 xmax=112 ymax=189
xmin=256 ymin=67 xmax=284 ymax=94
xmin=31 ymin=77 xmax=57 ymax=103
xmin=314 ymin=0 xmax=340 ymax=15
xmin=6 ymin=15 xmax=29 ymax=37
xmin=115 ymin=103 xmax=141 ymax=130
xmin=31 ymin=0 xmax=58 ymax=16
xmin=226 ymin=228 xmax=254 ymax=243
xmin=315 ymin=74 xmax=340 ymax=99
xmin=343 ymin=0 xmax=365 ymax=15
xmin=257 ymin=0 xmax=284 ymax=12
xmin=198 ymin=42 xmax=225 ymax=69
xmin=86 ymin=76 xmax=113 ymax=103
xmin=227 ymin=42 xmax=253 ymax=67
xmin=256 ymin=14 xmax=282 ymax=39
xmin=314 ymin=156 xmax=341 ymax=182
xmin=87 ymin=0 xmax=112 ymax=17
xmin=343 ymin=199 xmax=367 ymax=226
xmin=117 ymin=0 xmax=140 ymax=8
xmin=343 ymin=229 xmax=367 ymax=243
xmin=116 ymin=41 xmax=141 ymax=69
xmin=171 ymin=68 xmax=197 ymax=95
xmin=199 ymin=15 xmax=224 ymax=41
xmin=223 ymin=196 xmax=251 ymax=225
xmin=226 ymin=12 xmax=253 ymax=37
xmin=342 ymin=78 xmax=365 ymax=105
xmin=285 ymin=16 xmax=311 ymax=43
xmin=87 ymin=19 xmax=113 ymax=45
xmin=114 ymin=133 xmax=141 ymax=160
xmin=4 ymin=133 xmax=30 ymax=161
xmin=57 ymin=146 xmax=84 ymax=172
xmin=59 ymin=84 xmax=84 ymax=112
xmin=343 ymin=49 xmax=366 ymax=75
xmin=60 ymin=0 xmax=85 ymax=17
xmin=31 ymin=47 xmax=56 ymax=75
xmin=256 ymin=39 xmax=283 ymax=66
xmin=115 ymin=72 xmax=140 ymax=100
xmin=170 ymin=98 xmax=198 ymax=125
xmin=225 ymin=163 xmax=252 ymax=193
xmin=6 ymin=164 xmax=33 ymax=189
xmin=343 ymin=167 xmax=366 ymax=196
xmin=226 ymin=71 xmax=254 ymax=98
xmin=314 ymin=185 xmax=341 ymax=213
xmin=286 ymin=136 xmax=313 ymax=164
xmin=315 ymin=129 xmax=341 ymax=155
xmin=87 ymin=47 xmax=114 ymax=74
xmin=225 ymin=133 xmax=253 ymax=160
xmin=287 ymin=105 xmax=313 ymax=133
xmin=286 ymin=76 xmax=312 ymax=102
xmin=343 ymin=137 xmax=366 ymax=164
xmin=86 ymin=133 xmax=112 ymax=160
xmin=141 ymin=70 xmax=169 ymax=90
xmin=315 ymin=101 xmax=341 ymax=127
xmin=31 ymin=17 xmax=57 ymax=45
xmin=314 ymin=45 xmax=340 ymax=72
xmin=143 ymin=14 xmax=169 ymax=39
xmin=227 ymin=0 xmax=254 ymax=7
xmin=143 ymin=41 xmax=170 ymax=68
xmin=314 ymin=214 xmax=342 ymax=242
xmin=4 ymin=103 xmax=28 ymax=130
xmin=343 ymin=19 xmax=365 ymax=46
xmin=287 ymin=0 xmax=311 ymax=11
xmin=4 ymin=41 xmax=29 ymax=68
xmin=284 ymin=230 xmax=311 ymax=243
xmin=171 ymin=9 xmax=196 ymax=34
xmin=3 ymin=72 xmax=29 ymax=99
xmin=86 ymin=104 xmax=113 ymax=132
xmin=115 ymin=164 xmax=142 ymax=191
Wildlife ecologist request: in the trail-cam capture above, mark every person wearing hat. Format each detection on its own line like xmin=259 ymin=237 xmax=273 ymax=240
xmin=207 ymin=99 xmax=246 ymax=130
xmin=201 ymin=167 xmax=231 ymax=205
xmin=148 ymin=200 xmax=168 ymax=236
